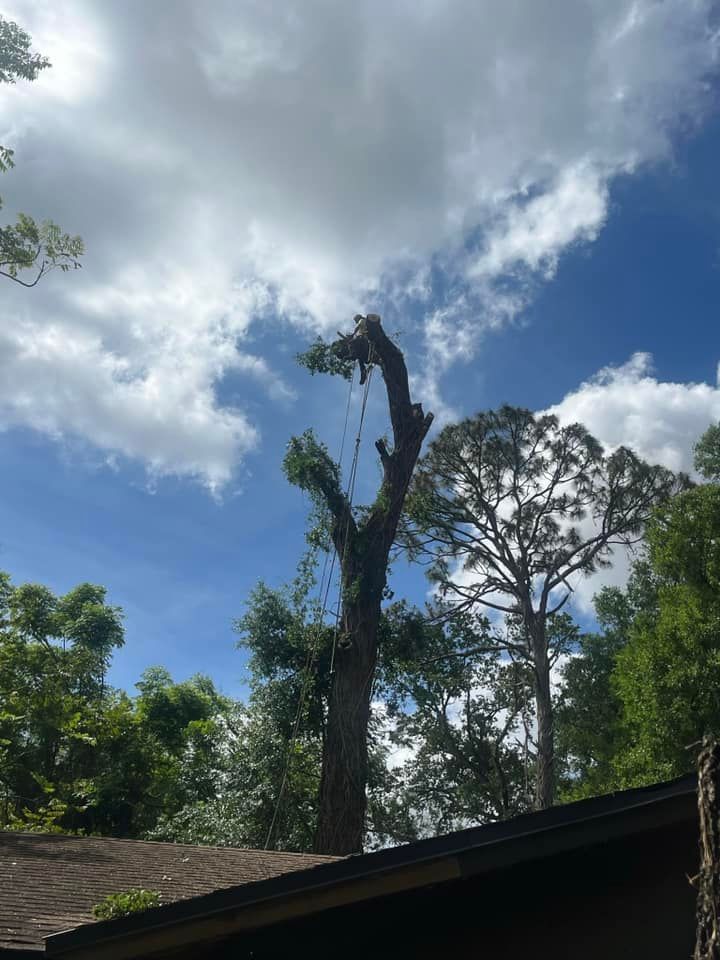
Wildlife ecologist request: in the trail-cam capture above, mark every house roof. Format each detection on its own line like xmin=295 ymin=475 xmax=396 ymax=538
xmin=45 ymin=774 xmax=699 ymax=960
xmin=0 ymin=774 xmax=699 ymax=958
xmin=0 ymin=832 xmax=336 ymax=954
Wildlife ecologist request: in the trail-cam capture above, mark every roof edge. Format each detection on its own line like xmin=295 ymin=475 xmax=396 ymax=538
xmin=45 ymin=774 xmax=697 ymax=959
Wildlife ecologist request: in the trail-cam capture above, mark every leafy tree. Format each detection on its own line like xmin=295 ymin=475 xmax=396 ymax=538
xmin=151 ymin=576 xmax=417 ymax=853
xmin=152 ymin=587 xmax=476 ymax=852
xmin=694 ymin=422 xmax=720 ymax=483
xmin=71 ymin=672 xmax=231 ymax=839
xmin=611 ymin=484 xmax=720 ymax=785
xmin=149 ymin=686 xmax=322 ymax=852
xmin=0 ymin=14 xmax=83 ymax=286
xmin=151 ymin=579 xmax=329 ymax=852
xmin=0 ymin=571 xmax=230 ymax=837
xmin=0 ymin=573 xmax=123 ymax=829
xmin=379 ymin=604 xmax=532 ymax=833
xmin=404 ymin=405 xmax=677 ymax=807
xmin=554 ymin=562 xmax=657 ymax=798
xmin=285 ymin=314 xmax=433 ymax=854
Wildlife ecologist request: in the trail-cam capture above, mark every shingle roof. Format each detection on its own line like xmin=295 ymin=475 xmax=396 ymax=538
xmin=0 ymin=831 xmax=337 ymax=953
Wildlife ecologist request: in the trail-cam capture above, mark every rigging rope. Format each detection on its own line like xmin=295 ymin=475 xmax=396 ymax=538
xmin=264 ymin=355 xmax=375 ymax=849
xmin=329 ymin=349 xmax=375 ymax=676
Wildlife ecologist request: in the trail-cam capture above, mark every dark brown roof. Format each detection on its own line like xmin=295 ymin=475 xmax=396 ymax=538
xmin=0 ymin=831 xmax=336 ymax=953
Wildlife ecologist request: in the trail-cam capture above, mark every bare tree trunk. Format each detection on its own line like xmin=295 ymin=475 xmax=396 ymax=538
xmin=311 ymin=315 xmax=433 ymax=855
xmin=534 ymin=654 xmax=554 ymax=809
xmin=314 ymin=598 xmax=379 ymax=855
xmin=529 ymin=618 xmax=554 ymax=809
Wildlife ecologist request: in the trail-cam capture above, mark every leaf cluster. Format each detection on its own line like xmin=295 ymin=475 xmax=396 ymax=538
xmin=296 ymin=338 xmax=354 ymax=381
xmin=0 ymin=208 xmax=84 ymax=286
xmin=0 ymin=14 xmax=84 ymax=286
xmin=0 ymin=15 xmax=50 ymax=84
xmin=92 ymin=889 xmax=161 ymax=921
xmin=694 ymin=421 xmax=720 ymax=483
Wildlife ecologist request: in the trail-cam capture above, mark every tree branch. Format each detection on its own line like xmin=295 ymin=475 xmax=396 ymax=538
xmin=333 ymin=315 xmax=433 ymax=552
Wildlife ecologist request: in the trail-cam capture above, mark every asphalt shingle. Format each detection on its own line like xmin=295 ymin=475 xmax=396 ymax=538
xmin=0 ymin=831 xmax=336 ymax=952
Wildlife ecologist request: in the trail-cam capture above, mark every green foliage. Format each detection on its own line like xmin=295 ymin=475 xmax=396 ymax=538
xmin=296 ymin=337 xmax=354 ymax=380
xmin=0 ymin=574 xmax=124 ymax=831
xmin=0 ymin=572 xmax=230 ymax=838
xmin=558 ymin=483 xmax=720 ymax=797
xmin=0 ymin=146 xmax=13 ymax=175
xmin=406 ymin=406 xmax=677 ymax=601
xmin=0 ymin=15 xmax=50 ymax=83
xmin=694 ymin=422 xmax=720 ymax=482
xmin=611 ymin=485 xmax=720 ymax=785
xmin=0 ymin=14 xmax=84 ymax=286
xmin=160 ymin=585 xmax=532 ymax=850
xmin=154 ymin=582 xmax=329 ymax=852
xmin=283 ymin=430 xmax=344 ymax=512
xmin=648 ymin=483 xmax=720 ymax=589
xmin=57 ymin=584 xmax=125 ymax=655
xmin=135 ymin=667 xmax=224 ymax=755
xmin=404 ymin=404 xmax=678 ymax=805
xmin=555 ymin=566 xmax=656 ymax=799
xmin=92 ymin=889 xmax=161 ymax=921
xmin=15 ymin=425 xmax=717 ymax=852
xmin=378 ymin=604 xmax=533 ymax=832
xmin=0 ymin=208 xmax=84 ymax=286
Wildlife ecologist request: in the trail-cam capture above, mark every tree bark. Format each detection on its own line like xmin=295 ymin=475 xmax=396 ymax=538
xmin=531 ymin=620 xmax=555 ymax=810
xmin=313 ymin=596 xmax=380 ymax=854
xmin=694 ymin=736 xmax=720 ymax=960
xmin=313 ymin=315 xmax=432 ymax=855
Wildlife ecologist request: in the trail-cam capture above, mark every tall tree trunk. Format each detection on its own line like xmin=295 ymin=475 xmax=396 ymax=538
xmin=534 ymin=660 xmax=554 ymax=809
xmin=314 ymin=598 xmax=380 ymax=855
xmin=531 ymin=620 xmax=555 ymax=809
xmin=309 ymin=315 xmax=433 ymax=855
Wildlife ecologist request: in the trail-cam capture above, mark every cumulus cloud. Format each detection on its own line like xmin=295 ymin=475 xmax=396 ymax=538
xmin=548 ymin=352 xmax=720 ymax=474
xmin=0 ymin=0 xmax=717 ymax=487
xmin=470 ymin=164 xmax=609 ymax=281
xmin=546 ymin=353 xmax=720 ymax=610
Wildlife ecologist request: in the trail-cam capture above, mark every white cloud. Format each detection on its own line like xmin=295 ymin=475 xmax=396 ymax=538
xmin=546 ymin=352 xmax=720 ymax=611
xmin=0 ymin=0 xmax=717 ymax=487
xmin=0 ymin=306 xmax=259 ymax=495
xmin=547 ymin=352 xmax=720 ymax=474
xmin=470 ymin=164 xmax=609 ymax=281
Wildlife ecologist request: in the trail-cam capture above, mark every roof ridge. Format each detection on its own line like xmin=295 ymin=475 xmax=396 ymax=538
xmin=0 ymin=830 xmax=338 ymax=860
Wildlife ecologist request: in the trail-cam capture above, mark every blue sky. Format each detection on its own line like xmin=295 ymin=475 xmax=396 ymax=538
xmin=1 ymin=1 xmax=719 ymax=696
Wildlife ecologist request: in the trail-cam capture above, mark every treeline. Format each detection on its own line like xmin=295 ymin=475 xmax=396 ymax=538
xmin=2 ymin=415 xmax=719 ymax=851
